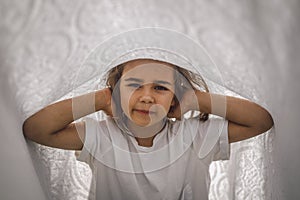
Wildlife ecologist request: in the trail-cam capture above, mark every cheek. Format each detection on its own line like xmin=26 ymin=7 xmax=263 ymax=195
xmin=158 ymin=94 xmax=175 ymax=110
xmin=120 ymin=86 xmax=135 ymax=112
xmin=167 ymin=93 xmax=175 ymax=105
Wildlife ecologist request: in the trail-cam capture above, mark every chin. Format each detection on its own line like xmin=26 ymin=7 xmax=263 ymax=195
xmin=133 ymin=120 xmax=151 ymax=127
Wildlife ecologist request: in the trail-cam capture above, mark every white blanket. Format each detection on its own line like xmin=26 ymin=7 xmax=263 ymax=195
xmin=0 ymin=0 xmax=299 ymax=199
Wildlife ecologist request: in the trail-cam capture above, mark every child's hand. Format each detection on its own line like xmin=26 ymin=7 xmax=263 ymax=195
xmin=168 ymin=89 xmax=199 ymax=120
xmin=96 ymin=88 xmax=113 ymax=116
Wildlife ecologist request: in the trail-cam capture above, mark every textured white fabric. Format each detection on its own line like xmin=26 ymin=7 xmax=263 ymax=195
xmin=75 ymin=28 xmax=224 ymax=89
xmin=77 ymin=117 xmax=229 ymax=200
xmin=2 ymin=0 xmax=300 ymax=200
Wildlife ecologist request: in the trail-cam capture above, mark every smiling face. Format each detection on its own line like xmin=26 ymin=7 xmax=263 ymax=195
xmin=119 ymin=59 xmax=175 ymax=127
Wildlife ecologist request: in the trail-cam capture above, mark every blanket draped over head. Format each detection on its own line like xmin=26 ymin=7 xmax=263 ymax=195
xmin=3 ymin=1 xmax=296 ymax=199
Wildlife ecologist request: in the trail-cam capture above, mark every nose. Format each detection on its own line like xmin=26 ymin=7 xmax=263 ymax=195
xmin=138 ymin=86 xmax=154 ymax=104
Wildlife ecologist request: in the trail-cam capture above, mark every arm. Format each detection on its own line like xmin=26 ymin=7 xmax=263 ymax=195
xmin=169 ymin=90 xmax=274 ymax=143
xmin=22 ymin=88 xmax=111 ymax=150
xmin=195 ymin=91 xmax=274 ymax=143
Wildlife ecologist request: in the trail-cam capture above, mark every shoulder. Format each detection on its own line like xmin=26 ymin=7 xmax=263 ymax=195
xmin=84 ymin=117 xmax=115 ymax=136
xmin=168 ymin=117 xmax=227 ymax=130
xmin=169 ymin=117 xmax=208 ymax=132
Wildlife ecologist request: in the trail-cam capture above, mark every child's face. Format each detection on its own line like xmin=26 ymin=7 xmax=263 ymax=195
xmin=119 ymin=59 xmax=175 ymax=127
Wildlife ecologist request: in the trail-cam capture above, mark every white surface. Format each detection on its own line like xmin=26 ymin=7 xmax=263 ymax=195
xmin=0 ymin=71 xmax=47 ymax=199
xmin=0 ymin=0 xmax=299 ymax=199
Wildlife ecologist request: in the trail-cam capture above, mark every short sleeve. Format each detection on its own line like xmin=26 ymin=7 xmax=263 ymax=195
xmin=187 ymin=117 xmax=230 ymax=161
xmin=211 ymin=119 xmax=230 ymax=161
xmin=76 ymin=118 xmax=100 ymax=168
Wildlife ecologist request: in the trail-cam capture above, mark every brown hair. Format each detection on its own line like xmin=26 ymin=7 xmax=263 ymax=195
xmin=106 ymin=59 xmax=209 ymax=121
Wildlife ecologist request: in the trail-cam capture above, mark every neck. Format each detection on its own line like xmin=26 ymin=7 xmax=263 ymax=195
xmin=127 ymin=119 xmax=167 ymax=147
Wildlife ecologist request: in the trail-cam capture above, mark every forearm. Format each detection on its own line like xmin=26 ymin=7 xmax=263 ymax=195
xmin=196 ymin=90 xmax=274 ymax=130
xmin=23 ymin=90 xmax=108 ymax=136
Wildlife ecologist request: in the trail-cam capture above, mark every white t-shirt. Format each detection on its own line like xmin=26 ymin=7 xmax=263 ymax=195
xmin=77 ymin=117 xmax=230 ymax=200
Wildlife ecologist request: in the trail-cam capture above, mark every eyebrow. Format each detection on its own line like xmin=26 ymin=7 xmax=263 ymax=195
xmin=154 ymin=80 xmax=172 ymax=85
xmin=124 ymin=78 xmax=143 ymax=83
xmin=124 ymin=78 xmax=172 ymax=85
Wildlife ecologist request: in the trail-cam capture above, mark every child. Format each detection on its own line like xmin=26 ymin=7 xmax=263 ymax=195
xmin=23 ymin=58 xmax=274 ymax=200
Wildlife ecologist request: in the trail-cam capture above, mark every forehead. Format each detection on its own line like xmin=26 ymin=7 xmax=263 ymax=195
xmin=122 ymin=59 xmax=174 ymax=81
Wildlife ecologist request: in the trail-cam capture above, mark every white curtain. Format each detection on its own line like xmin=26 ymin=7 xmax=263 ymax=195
xmin=1 ymin=0 xmax=299 ymax=199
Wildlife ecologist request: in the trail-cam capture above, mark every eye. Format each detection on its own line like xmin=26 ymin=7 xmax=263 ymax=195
xmin=154 ymin=85 xmax=168 ymax=91
xmin=127 ymin=83 xmax=142 ymax=89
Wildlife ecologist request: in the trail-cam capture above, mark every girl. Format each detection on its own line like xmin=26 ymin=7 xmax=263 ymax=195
xmin=23 ymin=58 xmax=274 ymax=200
